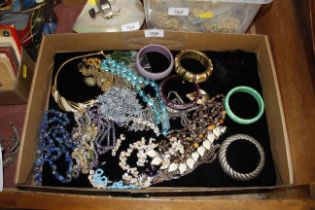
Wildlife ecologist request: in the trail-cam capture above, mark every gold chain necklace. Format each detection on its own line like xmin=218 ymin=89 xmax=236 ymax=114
xmin=51 ymin=51 xmax=113 ymax=112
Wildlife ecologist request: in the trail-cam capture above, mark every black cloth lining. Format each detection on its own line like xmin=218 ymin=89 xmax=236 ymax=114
xmin=42 ymin=50 xmax=276 ymax=188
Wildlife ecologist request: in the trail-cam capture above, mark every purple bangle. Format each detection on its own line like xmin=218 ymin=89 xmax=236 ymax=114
xmin=160 ymin=75 xmax=200 ymax=110
xmin=136 ymin=44 xmax=174 ymax=80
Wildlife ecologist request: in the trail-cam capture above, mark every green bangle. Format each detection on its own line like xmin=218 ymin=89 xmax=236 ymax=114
xmin=224 ymin=86 xmax=265 ymax=125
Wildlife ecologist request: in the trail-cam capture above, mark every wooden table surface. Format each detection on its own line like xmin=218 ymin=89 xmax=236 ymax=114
xmin=1 ymin=0 xmax=315 ymax=209
xmin=0 ymin=186 xmax=314 ymax=210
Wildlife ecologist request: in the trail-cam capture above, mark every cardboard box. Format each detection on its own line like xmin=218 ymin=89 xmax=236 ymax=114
xmin=15 ymin=31 xmax=292 ymax=194
xmin=0 ymin=51 xmax=34 ymax=104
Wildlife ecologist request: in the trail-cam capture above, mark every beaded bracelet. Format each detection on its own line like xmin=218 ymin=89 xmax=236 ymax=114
xmin=100 ymin=56 xmax=170 ymax=135
xmin=166 ymin=91 xmax=194 ymax=128
xmin=89 ymin=168 xmax=140 ymax=190
xmin=160 ymin=75 xmax=200 ymax=110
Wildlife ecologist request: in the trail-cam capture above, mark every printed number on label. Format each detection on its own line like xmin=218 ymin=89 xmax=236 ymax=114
xmin=121 ymin=22 xmax=140 ymax=32
xmin=144 ymin=29 xmax=164 ymax=37
xmin=168 ymin=7 xmax=189 ymax=16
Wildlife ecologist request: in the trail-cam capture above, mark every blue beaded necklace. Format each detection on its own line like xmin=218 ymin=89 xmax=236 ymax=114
xmin=89 ymin=168 xmax=140 ymax=190
xmin=33 ymin=109 xmax=76 ymax=185
xmin=101 ymin=57 xmax=170 ymax=135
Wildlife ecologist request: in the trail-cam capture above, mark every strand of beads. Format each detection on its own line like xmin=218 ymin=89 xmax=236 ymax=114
xmin=71 ymin=110 xmax=99 ymax=178
xmin=111 ymin=134 xmax=126 ymax=157
xmin=33 ymin=110 xmax=76 ymax=185
xmin=96 ymin=87 xmax=159 ymax=135
xmin=88 ymin=168 xmax=140 ymax=190
xmin=135 ymin=125 xmax=225 ymax=186
xmin=85 ymin=105 xmax=117 ymax=155
xmin=116 ymin=95 xmax=227 ymax=187
xmin=119 ymin=137 xmax=158 ymax=188
xmin=100 ymin=57 xmax=170 ymax=135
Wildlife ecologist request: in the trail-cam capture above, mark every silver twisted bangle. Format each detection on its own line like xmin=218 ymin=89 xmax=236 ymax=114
xmin=218 ymin=134 xmax=265 ymax=181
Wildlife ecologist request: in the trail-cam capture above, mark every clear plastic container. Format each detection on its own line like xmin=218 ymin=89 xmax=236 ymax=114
xmin=144 ymin=0 xmax=273 ymax=33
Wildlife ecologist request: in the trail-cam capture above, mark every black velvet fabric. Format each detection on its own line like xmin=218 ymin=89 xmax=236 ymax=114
xmin=42 ymin=49 xmax=276 ymax=188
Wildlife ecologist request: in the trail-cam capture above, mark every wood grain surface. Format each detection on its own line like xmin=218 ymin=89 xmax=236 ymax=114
xmin=0 ymin=187 xmax=314 ymax=210
xmin=255 ymin=0 xmax=315 ymax=185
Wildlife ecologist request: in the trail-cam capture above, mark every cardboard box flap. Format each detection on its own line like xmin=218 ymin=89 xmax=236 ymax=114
xmin=42 ymin=31 xmax=264 ymax=52
xmin=255 ymin=37 xmax=293 ymax=185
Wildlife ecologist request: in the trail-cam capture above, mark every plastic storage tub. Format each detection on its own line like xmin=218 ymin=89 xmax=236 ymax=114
xmin=144 ymin=0 xmax=273 ymax=33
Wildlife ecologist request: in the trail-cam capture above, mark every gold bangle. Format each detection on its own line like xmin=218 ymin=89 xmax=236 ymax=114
xmin=175 ymin=50 xmax=213 ymax=84
xmin=51 ymin=51 xmax=113 ymax=112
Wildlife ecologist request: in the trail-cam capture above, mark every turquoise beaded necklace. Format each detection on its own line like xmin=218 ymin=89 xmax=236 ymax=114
xmin=100 ymin=57 xmax=170 ymax=135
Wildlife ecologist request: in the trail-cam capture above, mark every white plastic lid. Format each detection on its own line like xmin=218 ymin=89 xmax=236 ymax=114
xmin=190 ymin=0 xmax=273 ymax=4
